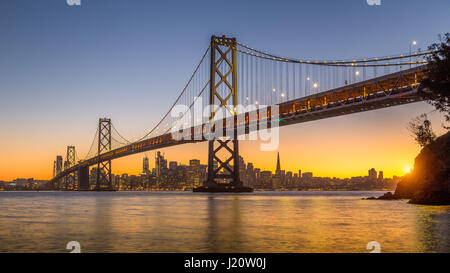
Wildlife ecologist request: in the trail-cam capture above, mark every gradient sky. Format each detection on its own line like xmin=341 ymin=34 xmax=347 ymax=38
xmin=0 ymin=0 xmax=449 ymax=181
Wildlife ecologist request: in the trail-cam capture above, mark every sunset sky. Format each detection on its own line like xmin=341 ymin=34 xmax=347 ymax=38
xmin=0 ymin=0 xmax=449 ymax=181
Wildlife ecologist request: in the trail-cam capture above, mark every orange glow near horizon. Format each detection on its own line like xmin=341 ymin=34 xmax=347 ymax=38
xmin=404 ymin=166 xmax=413 ymax=174
xmin=0 ymin=102 xmax=447 ymax=181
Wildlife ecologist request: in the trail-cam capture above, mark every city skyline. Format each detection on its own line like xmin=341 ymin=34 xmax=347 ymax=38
xmin=2 ymin=150 xmax=401 ymax=183
xmin=1 ymin=151 xmax=398 ymax=192
xmin=1 ymin=0 xmax=450 ymax=181
xmin=130 ymin=151 xmax=397 ymax=180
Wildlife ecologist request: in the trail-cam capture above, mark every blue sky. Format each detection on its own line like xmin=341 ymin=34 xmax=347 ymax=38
xmin=0 ymin=0 xmax=449 ymax=179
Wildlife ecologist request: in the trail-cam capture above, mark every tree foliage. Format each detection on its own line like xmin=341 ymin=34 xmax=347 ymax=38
xmin=408 ymin=114 xmax=436 ymax=147
xmin=419 ymin=33 xmax=450 ymax=129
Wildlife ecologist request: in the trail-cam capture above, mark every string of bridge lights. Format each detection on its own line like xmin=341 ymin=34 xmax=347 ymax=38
xmin=227 ymin=41 xmax=433 ymax=67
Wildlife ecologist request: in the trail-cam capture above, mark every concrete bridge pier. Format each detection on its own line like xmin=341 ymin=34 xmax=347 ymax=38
xmin=78 ymin=166 xmax=90 ymax=191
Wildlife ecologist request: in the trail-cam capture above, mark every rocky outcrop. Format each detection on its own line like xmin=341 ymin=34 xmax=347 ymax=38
xmin=394 ymin=131 xmax=450 ymax=205
xmin=365 ymin=191 xmax=398 ymax=200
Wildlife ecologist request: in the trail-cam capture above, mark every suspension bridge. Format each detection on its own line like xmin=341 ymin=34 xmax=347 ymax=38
xmin=50 ymin=35 xmax=431 ymax=192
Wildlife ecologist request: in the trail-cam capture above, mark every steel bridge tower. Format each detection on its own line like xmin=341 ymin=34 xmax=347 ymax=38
xmin=53 ymin=155 xmax=63 ymax=190
xmin=197 ymin=35 xmax=251 ymax=192
xmin=95 ymin=118 xmax=114 ymax=191
xmin=63 ymin=146 xmax=76 ymax=190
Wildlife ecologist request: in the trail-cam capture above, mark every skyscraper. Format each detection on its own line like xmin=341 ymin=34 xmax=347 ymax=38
xmin=273 ymin=152 xmax=283 ymax=189
xmin=378 ymin=171 xmax=384 ymax=181
xmin=187 ymin=159 xmax=201 ymax=187
xmin=155 ymin=151 xmax=167 ymax=177
xmin=276 ymin=152 xmax=281 ymax=174
xmin=368 ymin=168 xmax=377 ymax=180
xmin=143 ymin=156 xmax=149 ymax=174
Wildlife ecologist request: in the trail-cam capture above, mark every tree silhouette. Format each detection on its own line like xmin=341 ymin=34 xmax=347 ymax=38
xmin=408 ymin=114 xmax=436 ymax=147
xmin=419 ymin=33 xmax=450 ymax=129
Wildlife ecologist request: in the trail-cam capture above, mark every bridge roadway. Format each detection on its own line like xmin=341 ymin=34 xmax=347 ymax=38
xmin=51 ymin=65 xmax=427 ymax=183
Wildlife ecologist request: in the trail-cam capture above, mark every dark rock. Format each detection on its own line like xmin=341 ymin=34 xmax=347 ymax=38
xmin=365 ymin=192 xmax=400 ymax=200
xmin=393 ymin=131 xmax=450 ymax=205
xmin=376 ymin=191 xmax=399 ymax=200
xmin=410 ymin=190 xmax=450 ymax=205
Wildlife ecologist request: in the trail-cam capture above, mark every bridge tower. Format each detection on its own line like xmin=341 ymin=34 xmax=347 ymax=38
xmin=95 ymin=118 xmax=114 ymax=191
xmin=63 ymin=146 xmax=76 ymax=190
xmin=53 ymin=155 xmax=63 ymax=190
xmin=197 ymin=35 xmax=251 ymax=192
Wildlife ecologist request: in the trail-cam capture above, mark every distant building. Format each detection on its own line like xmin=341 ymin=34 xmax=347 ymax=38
xmin=189 ymin=159 xmax=200 ymax=167
xmin=143 ymin=156 xmax=149 ymax=174
xmin=286 ymin=171 xmax=293 ymax=188
xmin=260 ymin=171 xmax=272 ymax=189
xmin=368 ymin=168 xmax=377 ymax=180
xmin=155 ymin=151 xmax=167 ymax=177
xmin=254 ymin=168 xmax=261 ymax=180
xmin=169 ymin=161 xmax=178 ymax=170
xmin=276 ymin=152 xmax=281 ymax=175
xmin=378 ymin=171 xmax=384 ymax=181
xmin=186 ymin=160 xmax=201 ymax=187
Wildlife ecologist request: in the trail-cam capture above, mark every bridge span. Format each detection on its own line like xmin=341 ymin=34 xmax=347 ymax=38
xmin=50 ymin=36 xmax=430 ymax=191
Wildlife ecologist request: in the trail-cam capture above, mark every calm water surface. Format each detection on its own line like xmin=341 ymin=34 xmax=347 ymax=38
xmin=0 ymin=191 xmax=449 ymax=253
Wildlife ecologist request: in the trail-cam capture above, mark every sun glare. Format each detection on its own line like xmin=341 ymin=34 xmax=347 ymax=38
xmin=404 ymin=166 xmax=412 ymax=174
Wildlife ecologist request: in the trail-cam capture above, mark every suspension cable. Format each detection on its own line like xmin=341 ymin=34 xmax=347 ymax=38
xmin=111 ymin=123 xmax=131 ymax=144
xmin=235 ymin=41 xmax=434 ymax=65
xmin=236 ymin=46 xmax=429 ymax=67
xmin=81 ymin=127 xmax=99 ymax=161
xmin=132 ymin=45 xmax=211 ymax=142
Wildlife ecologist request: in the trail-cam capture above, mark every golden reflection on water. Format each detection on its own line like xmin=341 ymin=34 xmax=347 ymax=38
xmin=0 ymin=191 xmax=448 ymax=253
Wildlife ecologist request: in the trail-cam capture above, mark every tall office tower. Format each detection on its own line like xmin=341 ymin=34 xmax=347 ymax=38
xmin=368 ymin=168 xmax=377 ymax=180
xmin=155 ymin=151 xmax=167 ymax=177
xmin=378 ymin=171 xmax=384 ymax=181
xmin=276 ymin=152 xmax=281 ymax=175
xmin=143 ymin=156 xmax=149 ymax=174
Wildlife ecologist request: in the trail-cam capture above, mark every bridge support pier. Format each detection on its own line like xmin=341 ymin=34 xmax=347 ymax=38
xmin=194 ymin=35 xmax=252 ymax=193
xmin=78 ymin=166 xmax=90 ymax=191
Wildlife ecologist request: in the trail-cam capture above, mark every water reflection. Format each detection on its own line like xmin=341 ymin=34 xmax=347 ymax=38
xmin=0 ymin=191 xmax=448 ymax=253
xmin=206 ymin=196 xmax=219 ymax=252
xmin=414 ymin=205 xmax=450 ymax=252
